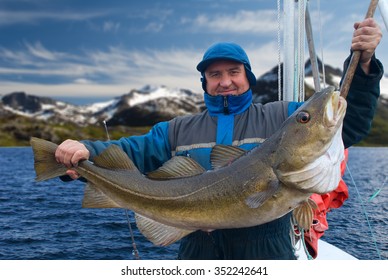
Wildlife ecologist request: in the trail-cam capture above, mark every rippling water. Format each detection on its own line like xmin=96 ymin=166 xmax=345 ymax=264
xmin=322 ymin=147 xmax=388 ymax=260
xmin=0 ymin=147 xmax=386 ymax=260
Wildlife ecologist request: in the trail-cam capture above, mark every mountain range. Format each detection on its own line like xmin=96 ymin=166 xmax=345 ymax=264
xmin=1 ymin=60 xmax=387 ymax=146
xmin=0 ymin=60 xmax=345 ymax=125
xmin=0 ymin=85 xmax=204 ymax=127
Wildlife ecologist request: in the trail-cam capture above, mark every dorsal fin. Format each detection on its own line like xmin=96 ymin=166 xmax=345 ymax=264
xmin=293 ymin=198 xmax=318 ymax=230
xmin=210 ymin=144 xmax=247 ymax=169
xmin=93 ymin=144 xmax=136 ymax=170
xmin=82 ymin=183 xmax=121 ymax=208
xmin=135 ymin=213 xmax=194 ymax=246
xmin=146 ymin=156 xmax=205 ymax=180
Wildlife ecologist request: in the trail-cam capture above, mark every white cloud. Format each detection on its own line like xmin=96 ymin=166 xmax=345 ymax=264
xmin=83 ymin=46 xmax=203 ymax=91
xmin=244 ymin=42 xmax=281 ymax=76
xmin=73 ymin=78 xmax=94 ymax=84
xmin=0 ymin=44 xmax=99 ymax=81
xmin=103 ymin=21 xmax=121 ymax=33
xmin=0 ymin=42 xmax=204 ymax=95
xmin=0 ymin=40 xmax=297 ymax=97
xmin=0 ymin=34 xmax=380 ymax=99
xmin=0 ymin=47 xmax=32 ymax=65
xmin=0 ymin=81 xmax=131 ymax=97
xmin=0 ymin=10 xmax=108 ymax=26
xmin=187 ymin=9 xmax=279 ymax=34
xmin=144 ymin=22 xmax=164 ymax=32
xmin=25 ymin=41 xmax=61 ymax=61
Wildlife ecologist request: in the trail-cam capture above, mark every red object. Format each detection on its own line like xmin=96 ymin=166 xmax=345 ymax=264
xmin=303 ymin=149 xmax=349 ymax=259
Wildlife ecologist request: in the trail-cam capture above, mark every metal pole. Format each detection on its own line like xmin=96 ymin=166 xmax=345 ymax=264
xmin=305 ymin=4 xmax=321 ymax=92
xmin=283 ymin=0 xmax=296 ymax=101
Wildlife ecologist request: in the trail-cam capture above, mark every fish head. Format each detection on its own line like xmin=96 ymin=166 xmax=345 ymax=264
xmin=285 ymin=86 xmax=347 ymax=147
xmin=275 ymin=86 xmax=347 ymax=193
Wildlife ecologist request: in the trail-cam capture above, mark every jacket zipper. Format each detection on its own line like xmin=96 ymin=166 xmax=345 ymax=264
xmin=223 ymin=96 xmax=229 ymax=114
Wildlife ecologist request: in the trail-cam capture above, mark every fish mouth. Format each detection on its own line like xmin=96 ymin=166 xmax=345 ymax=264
xmin=325 ymin=90 xmax=347 ymax=127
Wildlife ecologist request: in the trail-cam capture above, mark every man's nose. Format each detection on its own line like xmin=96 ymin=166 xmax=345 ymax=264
xmin=219 ymin=75 xmax=232 ymax=87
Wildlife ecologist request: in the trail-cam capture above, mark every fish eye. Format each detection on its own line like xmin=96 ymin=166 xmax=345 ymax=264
xmin=296 ymin=111 xmax=310 ymax=123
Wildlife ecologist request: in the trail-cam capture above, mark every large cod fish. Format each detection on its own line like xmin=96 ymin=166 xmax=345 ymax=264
xmin=30 ymin=86 xmax=347 ymax=246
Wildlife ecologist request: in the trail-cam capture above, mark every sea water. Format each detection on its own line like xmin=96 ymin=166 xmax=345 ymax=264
xmin=0 ymin=147 xmax=386 ymax=260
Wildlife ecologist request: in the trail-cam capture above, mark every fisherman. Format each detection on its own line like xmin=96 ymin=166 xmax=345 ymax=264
xmin=55 ymin=18 xmax=383 ymax=260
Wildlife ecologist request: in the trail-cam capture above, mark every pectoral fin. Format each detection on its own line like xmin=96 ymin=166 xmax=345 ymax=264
xmin=135 ymin=214 xmax=193 ymax=246
xmin=293 ymin=198 xmax=318 ymax=231
xmin=82 ymin=183 xmax=121 ymax=208
xmin=245 ymin=180 xmax=279 ymax=208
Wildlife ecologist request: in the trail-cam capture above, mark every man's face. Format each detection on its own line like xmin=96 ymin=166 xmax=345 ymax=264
xmin=204 ymin=60 xmax=250 ymax=96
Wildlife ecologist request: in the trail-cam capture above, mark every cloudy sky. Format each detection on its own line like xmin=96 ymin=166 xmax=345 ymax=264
xmin=0 ymin=0 xmax=387 ymax=99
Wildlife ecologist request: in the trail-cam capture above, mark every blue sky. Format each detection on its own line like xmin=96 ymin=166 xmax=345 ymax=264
xmin=0 ymin=0 xmax=387 ymax=98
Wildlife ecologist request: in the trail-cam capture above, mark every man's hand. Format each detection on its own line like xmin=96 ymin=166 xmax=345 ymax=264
xmin=55 ymin=139 xmax=90 ymax=180
xmin=352 ymin=18 xmax=382 ymax=74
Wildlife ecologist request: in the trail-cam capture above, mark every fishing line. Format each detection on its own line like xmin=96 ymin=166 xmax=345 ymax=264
xmin=290 ymin=218 xmax=314 ymax=260
xmin=368 ymin=175 xmax=387 ymax=202
xmin=300 ymin=229 xmax=313 ymax=260
xmin=345 ymin=163 xmax=382 ymax=260
xmin=103 ymin=120 xmax=110 ymax=141
xmin=125 ymin=210 xmax=140 ymax=260
xmin=102 ymin=120 xmax=140 ymax=260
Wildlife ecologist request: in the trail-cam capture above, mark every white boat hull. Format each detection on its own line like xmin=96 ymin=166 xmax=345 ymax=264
xmin=296 ymin=239 xmax=357 ymax=260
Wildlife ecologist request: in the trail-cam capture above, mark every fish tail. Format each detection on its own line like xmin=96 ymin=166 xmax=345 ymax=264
xmin=30 ymin=137 xmax=68 ymax=181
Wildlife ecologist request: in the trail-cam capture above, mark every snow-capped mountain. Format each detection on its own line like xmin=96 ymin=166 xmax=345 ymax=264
xmin=0 ymin=91 xmax=97 ymax=124
xmin=0 ymin=85 xmax=204 ymax=126
xmin=100 ymin=85 xmax=204 ymax=126
xmin=1 ymin=61 xmax=387 ymax=127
